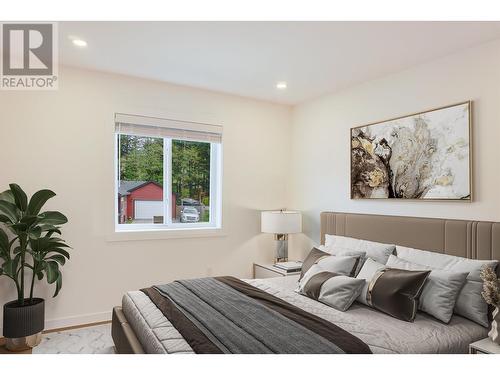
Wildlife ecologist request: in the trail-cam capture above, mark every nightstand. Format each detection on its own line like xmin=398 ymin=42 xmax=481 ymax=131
xmin=469 ymin=338 xmax=500 ymax=354
xmin=253 ymin=262 xmax=301 ymax=279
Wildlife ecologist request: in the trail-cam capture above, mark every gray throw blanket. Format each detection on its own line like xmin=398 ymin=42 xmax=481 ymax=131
xmin=155 ymin=277 xmax=345 ymax=354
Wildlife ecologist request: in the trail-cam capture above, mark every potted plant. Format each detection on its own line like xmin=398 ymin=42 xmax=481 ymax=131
xmin=0 ymin=184 xmax=70 ymax=351
xmin=480 ymin=265 xmax=500 ymax=344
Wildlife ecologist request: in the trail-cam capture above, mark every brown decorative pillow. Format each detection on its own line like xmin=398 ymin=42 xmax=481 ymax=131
xmin=299 ymin=247 xmax=330 ymax=280
xmin=367 ymin=268 xmax=431 ymax=322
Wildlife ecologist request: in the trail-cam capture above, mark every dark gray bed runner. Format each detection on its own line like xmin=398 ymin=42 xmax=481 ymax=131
xmin=150 ymin=277 xmax=371 ymax=354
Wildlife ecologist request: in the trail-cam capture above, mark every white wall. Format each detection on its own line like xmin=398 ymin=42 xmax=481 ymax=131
xmin=0 ymin=66 xmax=291 ymax=330
xmin=288 ymin=39 xmax=500 ymax=260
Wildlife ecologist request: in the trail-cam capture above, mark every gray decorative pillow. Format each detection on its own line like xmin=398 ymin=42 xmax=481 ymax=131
xmin=454 ymin=281 xmax=489 ymax=327
xmin=386 ymin=255 xmax=468 ymax=323
xmin=396 ymin=245 xmax=499 ymax=327
xmin=317 ymin=245 xmax=366 ymax=276
xmin=296 ymin=266 xmax=365 ymax=311
xmin=299 ymin=247 xmax=361 ymax=281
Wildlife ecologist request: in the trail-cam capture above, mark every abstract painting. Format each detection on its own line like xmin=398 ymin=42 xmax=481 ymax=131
xmin=351 ymin=101 xmax=471 ymax=200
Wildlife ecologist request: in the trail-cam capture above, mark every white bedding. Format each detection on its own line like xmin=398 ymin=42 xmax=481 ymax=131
xmin=122 ymin=275 xmax=488 ymax=354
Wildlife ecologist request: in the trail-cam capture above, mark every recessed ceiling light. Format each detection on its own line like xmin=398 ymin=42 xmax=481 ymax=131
xmin=72 ymin=39 xmax=87 ymax=47
xmin=276 ymin=81 xmax=287 ymax=90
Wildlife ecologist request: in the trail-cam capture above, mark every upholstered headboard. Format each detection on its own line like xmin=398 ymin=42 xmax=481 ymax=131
xmin=320 ymin=212 xmax=500 ymax=274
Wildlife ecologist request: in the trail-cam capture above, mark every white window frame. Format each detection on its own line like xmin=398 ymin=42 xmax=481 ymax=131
xmin=114 ymin=132 xmax=222 ymax=233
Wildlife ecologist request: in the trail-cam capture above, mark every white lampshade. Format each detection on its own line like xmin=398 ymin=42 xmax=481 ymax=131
xmin=261 ymin=210 xmax=302 ymax=234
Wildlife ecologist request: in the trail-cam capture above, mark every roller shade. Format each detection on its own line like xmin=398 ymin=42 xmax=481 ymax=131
xmin=115 ymin=113 xmax=222 ymax=143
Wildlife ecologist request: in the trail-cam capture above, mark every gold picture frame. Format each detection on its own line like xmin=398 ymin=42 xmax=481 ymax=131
xmin=350 ymin=101 xmax=472 ymax=201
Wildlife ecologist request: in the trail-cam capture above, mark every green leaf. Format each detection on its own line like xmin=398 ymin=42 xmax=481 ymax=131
xmin=20 ymin=215 xmax=38 ymax=227
xmin=48 ymin=254 xmax=66 ymax=266
xmin=28 ymin=239 xmax=38 ymax=253
xmin=36 ymin=261 xmax=46 ymax=272
xmin=0 ymin=190 xmax=15 ymax=204
xmin=47 ymin=248 xmax=70 ymax=259
xmin=38 ymin=225 xmax=62 ymax=236
xmin=36 ymin=270 xmax=44 ymax=280
xmin=27 ymin=190 xmax=56 ymax=215
xmin=47 ymin=238 xmax=70 ymax=248
xmin=37 ymin=211 xmax=68 ymax=226
xmin=9 ymin=184 xmax=28 ymax=211
xmin=11 ymin=223 xmax=28 ymax=232
xmin=0 ymin=201 xmax=20 ymax=223
xmin=45 ymin=228 xmax=61 ymax=237
xmin=53 ymin=273 xmax=62 ymax=297
xmin=2 ymin=259 xmax=15 ymax=277
xmin=0 ymin=229 xmax=9 ymax=253
xmin=46 ymin=261 xmax=59 ymax=283
xmin=29 ymin=236 xmax=48 ymax=253
xmin=29 ymin=237 xmax=71 ymax=258
xmin=28 ymin=227 xmax=42 ymax=240
xmin=0 ymin=214 xmax=12 ymax=224
xmin=31 ymin=252 xmax=42 ymax=262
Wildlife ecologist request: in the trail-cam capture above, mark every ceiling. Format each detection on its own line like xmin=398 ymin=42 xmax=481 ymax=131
xmin=59 ymin=22 xmax=500 ymax=105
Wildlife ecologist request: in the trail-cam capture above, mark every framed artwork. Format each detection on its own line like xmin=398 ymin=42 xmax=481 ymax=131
xmin=350 ymin=101 xmax=471 ymax=200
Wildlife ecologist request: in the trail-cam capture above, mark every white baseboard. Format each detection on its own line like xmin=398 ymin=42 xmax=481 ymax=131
xmin=0 ymin=311 xmax=111 ymax=338
xmin=44 ymin=311 xmax=111 ymax=331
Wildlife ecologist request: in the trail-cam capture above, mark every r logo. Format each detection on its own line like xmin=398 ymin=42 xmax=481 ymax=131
xmin=2 ymin=23 xmax=53 ymax=76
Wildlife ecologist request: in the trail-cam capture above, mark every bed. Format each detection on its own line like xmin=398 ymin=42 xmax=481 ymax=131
xmin=112 ymin=212 xmax=500 ymax=354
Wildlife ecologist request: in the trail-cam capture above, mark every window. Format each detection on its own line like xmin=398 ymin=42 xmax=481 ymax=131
xmin=115 ymin=113 xmax=222 ymax=231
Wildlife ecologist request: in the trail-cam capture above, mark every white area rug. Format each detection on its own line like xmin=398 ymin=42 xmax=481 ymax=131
xmin=33 ymin=323 xmax=114 ymax=354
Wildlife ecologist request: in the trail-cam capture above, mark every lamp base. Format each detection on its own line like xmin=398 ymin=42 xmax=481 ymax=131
xmin=274 ymin=234 xmax=288 ymax=263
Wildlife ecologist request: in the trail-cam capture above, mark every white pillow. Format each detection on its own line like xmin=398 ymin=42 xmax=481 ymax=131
xmin=355 ymin=258 xmax=387 ymax=305
xmin=317 ymin=245 xmax=365 ymax=258
xmin=396 ymin=245 xmax=498 ymax=280
xmin=386 ymin=255 xmax=468 ymax=323
xmin=324 ymin=235 xmax=395 ymax=264
xmin=296 ymin=266 xmax=365 ymax=311
xmin=396 ymin=245 xmax=498 ymax=327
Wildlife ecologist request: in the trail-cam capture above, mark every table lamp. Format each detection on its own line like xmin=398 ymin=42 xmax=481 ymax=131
xmin=261 ymin=210 xmax=302 ymax=263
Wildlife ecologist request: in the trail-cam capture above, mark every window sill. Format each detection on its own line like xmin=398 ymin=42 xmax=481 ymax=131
xmin=106 ymin=226 xmax=227 ymax=242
